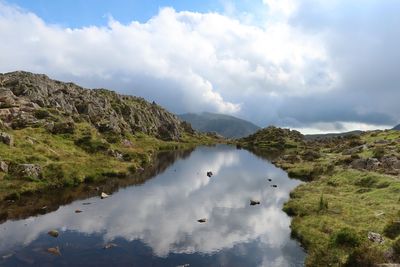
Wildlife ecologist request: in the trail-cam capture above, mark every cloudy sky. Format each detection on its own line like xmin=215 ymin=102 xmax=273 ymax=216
xmin=0 ymin=0 xmax=399 ymax=133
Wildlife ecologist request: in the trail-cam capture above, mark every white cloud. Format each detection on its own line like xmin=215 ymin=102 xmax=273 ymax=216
xmin=0 ymin=2 xmax=334 ymax=118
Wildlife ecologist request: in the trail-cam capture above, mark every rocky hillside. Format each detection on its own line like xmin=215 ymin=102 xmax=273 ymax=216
xmin=238 ymin=126 xmax=303 ymax=150
xmin=178 ymin=112 xmax=260 ymax=138
xmin=0 ymin=71 xmax=218 ymax=202
xmin=393 ymin=124 xmax=400 ymax=130
xmin=0 ymin=71 xmax=189 ymax=141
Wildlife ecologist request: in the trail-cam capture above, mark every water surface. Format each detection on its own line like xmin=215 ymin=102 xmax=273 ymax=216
xmin=0 ymin=145 xmax=305 ymax=266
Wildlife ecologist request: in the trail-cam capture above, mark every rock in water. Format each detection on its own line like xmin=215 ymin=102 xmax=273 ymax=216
xmin=103 ymin=243 xmax=117 ymax=249
xmin=250 ymin=200 xmax=261 ymax=206
xmin=271 ymin=185 xmax=278 ymax=188
xmin=47 ymin=247 xmax=61 ymax=256
xmin=206 ymin=171 xmax=213 ymax=177
xmin=75 ymin=210 xmax=82 ymax=213
xmin=101 ymin=192 xmax=109 ymax=199
xmin=47 ymin=230 xmax=59 ymax=238
xmin=197 ymin=218 xmax=207 ymax=223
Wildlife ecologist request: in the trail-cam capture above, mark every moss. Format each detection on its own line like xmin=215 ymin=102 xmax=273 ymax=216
xmin=383 ymin=220 xmax=400 ymax=239
xmin=331 ymin=228 xmax=360 ymax=247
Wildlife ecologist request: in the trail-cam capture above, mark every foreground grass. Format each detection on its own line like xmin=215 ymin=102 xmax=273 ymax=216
xmin=284 ymin=169 xmax=400 ymax=266
xmin=0 ymin=123 xmax=219 ymax=201
xmin=238 ymin=127 xmax=400 ymax=266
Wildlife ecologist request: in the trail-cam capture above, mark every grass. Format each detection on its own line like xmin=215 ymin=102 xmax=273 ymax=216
xmin=0 ymin=122 xmax=219 ymax=201
xmin=239 ymin=128 xmax=400 ymax=265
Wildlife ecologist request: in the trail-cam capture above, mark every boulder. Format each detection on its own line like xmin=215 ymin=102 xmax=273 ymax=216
xmin=368 ymin=232 xmax=384 ymax=243
xmin=0 ymin=161 xmax=9 ymax=173
xmin=351 ymin=158 xmax=380 ymax=170
xmin=342 ymin=145 xmax=365 ymax=155
xmin=47 ymin=120 xmax=75 ymax=134
xmin=101 ymin=192 xmax=109 ymax=199
xmin=10 ymin=164 xmax=42 ymax=179
xmin=0 ymin=132 xmax=13 ymax=146
xmin=381 ymin=156 xmax=400 ymax=169
xmin=107 ymin=149 xmax=123 ymax=160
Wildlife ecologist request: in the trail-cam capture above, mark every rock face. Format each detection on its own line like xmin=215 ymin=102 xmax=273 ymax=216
xmin=0 ymin=71 xmax=187 ymax=141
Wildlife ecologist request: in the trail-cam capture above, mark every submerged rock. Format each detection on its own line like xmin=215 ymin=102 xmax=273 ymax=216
xmin=46 ymin=246 xmax=61 ymax=256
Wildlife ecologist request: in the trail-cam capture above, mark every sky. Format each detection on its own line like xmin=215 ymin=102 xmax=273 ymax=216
xmin=0 ymin=0 xmax=399 ymax=133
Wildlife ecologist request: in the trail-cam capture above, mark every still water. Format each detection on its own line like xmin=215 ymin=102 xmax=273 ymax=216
xmin=0 ymin=145 xmax=305 ymax=267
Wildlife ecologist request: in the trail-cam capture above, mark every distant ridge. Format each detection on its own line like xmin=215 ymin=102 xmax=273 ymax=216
xmin=393 ymin=124 xmax=400 ymax=130
xmin=178 ymin=112 xmax=260 ymax=138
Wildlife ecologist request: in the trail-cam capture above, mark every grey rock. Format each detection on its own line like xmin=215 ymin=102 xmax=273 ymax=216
xmin=108 ymin=149 xmax=124 ymax=160
xmin=351 ymin=158 xmax=380 ymax=170
xmin=0 ymin=132 xmax=13 ymax=146
xmin=10 ymin=164 xmax=42 ymax=179
xmin=342 ymin=145 xmax=365 ymax=155
xmin=381 ymin=156 xmax=400 ymax=169
xmin=368 ymin=232 xmax=384 ymax=243
xmin=0 ymin=161 xmax=8 ymax=173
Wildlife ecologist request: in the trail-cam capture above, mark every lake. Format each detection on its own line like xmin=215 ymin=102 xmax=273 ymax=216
xmin=0 ymin=145 xmax=305 ymax=267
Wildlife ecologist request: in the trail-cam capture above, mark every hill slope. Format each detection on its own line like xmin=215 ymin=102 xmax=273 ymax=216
xmin=393 ymin=124 xmax=400 ymax=130
xmin=178 ymin=112 xmax=260 ymax=138
xmin=0 ymin=71 xmax=216 ymax=201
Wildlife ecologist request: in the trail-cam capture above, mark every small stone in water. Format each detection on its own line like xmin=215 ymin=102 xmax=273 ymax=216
xmin=103 ymin=243 xmax=117 ymax=249
xmin=48 ymin=230 xmax=59 ymax=238
xmin=101 ymin=192 xmax=109 ymax=199
xmin=75 ymin=210 xmax=82 ymax=213
xmin=250 ymin=200 xmax=261 ymax=206
xmin=197 ymin=218 xmax=207 ymax=223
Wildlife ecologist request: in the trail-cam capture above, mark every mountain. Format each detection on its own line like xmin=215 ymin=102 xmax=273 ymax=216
xmin=178 ymin=112 xmax=260 ymax=138
xmin=393 ymin=124 xmax=400 ymax=130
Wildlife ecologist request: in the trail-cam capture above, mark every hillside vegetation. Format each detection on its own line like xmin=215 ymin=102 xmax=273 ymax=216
xmin=0 ymin=71 xmax=219 ymax=201
xmin=238 ymin=127 xmax=400 ymax=266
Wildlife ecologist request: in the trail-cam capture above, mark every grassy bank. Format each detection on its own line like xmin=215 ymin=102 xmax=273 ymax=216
xmin=0 ymin=122 xmax=219 ymax=202
xmin=238 ymin=127 xmax=400 ymax=266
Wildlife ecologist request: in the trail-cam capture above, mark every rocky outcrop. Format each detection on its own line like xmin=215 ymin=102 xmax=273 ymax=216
xmin=9 ymin=164 xmax=42 ymax=179
xmin=0 ymin=71 xmax=187 ymax=141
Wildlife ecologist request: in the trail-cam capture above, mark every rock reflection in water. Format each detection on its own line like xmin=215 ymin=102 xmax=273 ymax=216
xmin=0 ymin=145 xmax=305 ymax=267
